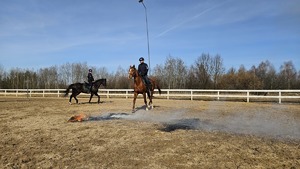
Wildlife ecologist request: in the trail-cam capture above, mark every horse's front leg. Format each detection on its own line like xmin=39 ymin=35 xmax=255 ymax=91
xmin=89 ymin=93 xmax=94 ymax=103
xmin=143 ymin=93 xmax=149 ymax=111
xmin=132 ymin=92 xmax=138 ymax=113
xmin=148 ymin=90 xmax=153 ymax=109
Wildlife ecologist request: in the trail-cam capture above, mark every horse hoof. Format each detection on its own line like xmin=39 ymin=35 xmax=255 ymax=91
xmin=69 ymin=102 xmax=72 ymax=105
xmin=146 ymin=107 xmax=149 ymax=111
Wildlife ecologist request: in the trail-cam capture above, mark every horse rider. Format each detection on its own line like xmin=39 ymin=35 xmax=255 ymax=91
xmin=138 ymin=57 xmax=152 ymax=91
xmin=87 ymin=69 xmax=94 ymax=92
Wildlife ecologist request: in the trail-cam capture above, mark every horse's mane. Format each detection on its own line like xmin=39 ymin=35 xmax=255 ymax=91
xmin=94 ymin=78 xmax=106 ymax=87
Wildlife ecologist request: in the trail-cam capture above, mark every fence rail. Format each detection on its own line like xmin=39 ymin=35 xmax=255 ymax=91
xmin=0 ymin=89 xmax=299 ymax=104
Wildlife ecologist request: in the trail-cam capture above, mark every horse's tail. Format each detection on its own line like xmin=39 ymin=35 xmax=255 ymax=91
xmin=150 ymin=78 xmax=162 ymax=95
xmin=155 ymin=82 xmax=162 ymax=95
xmin=64 ymin=84 xmax=74 ymax=97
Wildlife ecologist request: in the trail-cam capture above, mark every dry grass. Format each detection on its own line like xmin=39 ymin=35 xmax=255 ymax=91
xmin=0 ymin=97 xmax=299 ymax=168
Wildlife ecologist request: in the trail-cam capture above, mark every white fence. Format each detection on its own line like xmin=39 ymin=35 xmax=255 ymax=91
xmin=0 ymin=89 xmax=300 ymax=104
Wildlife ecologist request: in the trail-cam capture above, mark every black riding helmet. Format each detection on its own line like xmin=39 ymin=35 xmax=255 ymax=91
xmin=139 ymin=57 xmax=144 ymax=61
xmin=89 ymin=69 xmax=92 ymax=72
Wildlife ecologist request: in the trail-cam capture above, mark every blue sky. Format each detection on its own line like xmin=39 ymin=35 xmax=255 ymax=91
xmin=1 ymin=0 xmax=300 ymax=72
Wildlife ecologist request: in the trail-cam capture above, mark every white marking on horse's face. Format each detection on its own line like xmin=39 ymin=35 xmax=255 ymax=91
xmin=128 ymin=68 xmax=133 ymax=79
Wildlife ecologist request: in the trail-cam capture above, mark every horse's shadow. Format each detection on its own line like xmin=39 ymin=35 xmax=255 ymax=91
xmin=78 ymin=101 xmax=108 ymax=105
xmin=134 ymin=105 xmax=161 ymax=112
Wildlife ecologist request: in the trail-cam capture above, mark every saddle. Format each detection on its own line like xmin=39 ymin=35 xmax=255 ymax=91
xmin=84 ymin=81 xmax=93 ymax=92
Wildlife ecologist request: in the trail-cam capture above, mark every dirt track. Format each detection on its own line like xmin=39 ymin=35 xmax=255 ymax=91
xmin=0 ymin=97 xmax=299 ymax=168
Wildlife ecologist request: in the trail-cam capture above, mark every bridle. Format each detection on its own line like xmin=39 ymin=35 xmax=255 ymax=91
xmin=128 ymin=66 xmax=138 ymax=79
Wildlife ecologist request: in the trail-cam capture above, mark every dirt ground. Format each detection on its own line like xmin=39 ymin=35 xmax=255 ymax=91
xmin=0 ymin=96 xmax=299 ymax=169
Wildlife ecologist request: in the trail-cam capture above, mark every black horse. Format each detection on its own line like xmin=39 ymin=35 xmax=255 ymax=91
xmin=64 ymin=79 xmax=106 ymax=104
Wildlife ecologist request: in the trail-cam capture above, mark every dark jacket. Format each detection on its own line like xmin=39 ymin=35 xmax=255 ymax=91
xmin=138 ymin=63 xmax=148 ymax=76
xmin=88 ymin=72 xmax=94 ymax=83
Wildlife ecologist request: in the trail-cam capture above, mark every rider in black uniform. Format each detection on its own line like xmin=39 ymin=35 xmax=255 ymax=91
xmin=138 ymin=57 xmax=151 ymax=91
xmin=87 ymin=69 xmax=94 ymax=92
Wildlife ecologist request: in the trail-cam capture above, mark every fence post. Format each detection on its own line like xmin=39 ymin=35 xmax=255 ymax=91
xmin=57 ymin=90 xmax=60 ymax=97
xmin=167 ymin=90 xmax=169 ymax=100
xmin=107 ymin=91 xmax=109 ymax=99
xmin=191 ymin=91 xmax=193 ymax=101
xmin=5 ymin=90 xmax=7 ymax=97
xmin=279 ymin=91 xmax=281 ymax=104
xmin=126 ymin=90 xmax=128 ymax=99
xmin=43 ymin=90 xmax=45 ymax=97
xmin=16 ymin=89 xmax=18 ymax=97
xmin=217 ymin=91 xmax=220 ymax=100
xmin=247 ymin=91 xmax=249 ymax=103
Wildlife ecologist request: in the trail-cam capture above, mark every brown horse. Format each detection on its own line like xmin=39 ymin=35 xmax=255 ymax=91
xmin=128 ymin=65 xmax=161 ymax=113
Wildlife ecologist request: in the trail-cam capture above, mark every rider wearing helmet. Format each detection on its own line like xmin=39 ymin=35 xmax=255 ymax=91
xmin=138 ymin=57 xmax=152 ymax=91
xmin=87 ymin=69 xmax=94 ymax=92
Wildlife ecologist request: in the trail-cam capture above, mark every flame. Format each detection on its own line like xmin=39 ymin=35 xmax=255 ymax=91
xmin=68 ymin=113 xmax=88 ymax=122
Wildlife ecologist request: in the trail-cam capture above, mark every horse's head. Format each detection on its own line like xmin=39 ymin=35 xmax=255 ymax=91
xmin=128 ymin=65 xmax=138 ymax=79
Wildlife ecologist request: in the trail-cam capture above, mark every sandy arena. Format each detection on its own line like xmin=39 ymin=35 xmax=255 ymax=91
xmin=0 ymin=97 xmax=299 ymax=168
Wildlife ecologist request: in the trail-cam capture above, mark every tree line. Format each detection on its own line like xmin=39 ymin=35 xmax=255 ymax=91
xmin=0 ymin=54 xmax=299 ymax=90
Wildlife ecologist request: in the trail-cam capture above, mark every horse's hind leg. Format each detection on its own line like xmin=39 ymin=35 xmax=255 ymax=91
xmin=74 ymin=96 xmax=79 ymax=104
xmin=143 ymin=93 xmax=149 ymax=111
xmin=69 ymin=95 xmax=73 ymax=105
xmin=72 ymin=92 xmax=79 ymax=104
xmin=94 ymin=93 xmax=100 ymax=104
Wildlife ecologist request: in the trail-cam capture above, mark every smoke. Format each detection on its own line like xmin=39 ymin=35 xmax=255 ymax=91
xmin=88 ymin=105 xmax=300 ymax=141
xmin=89 ymin=110 xmax=186 ymax=123
xmin=215 ymin=110 xmax=300 ymax=140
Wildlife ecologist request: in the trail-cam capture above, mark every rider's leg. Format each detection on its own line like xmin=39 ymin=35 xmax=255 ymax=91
xmin=144 ymin=77 xmax=152 ymax=100
xmin=145 ymin=76 xmax=152 ymax=90
xmin=141 ymin=77 xmax=148 ymax=90
xmin=89 ymin=82 xmax=93 ymax=93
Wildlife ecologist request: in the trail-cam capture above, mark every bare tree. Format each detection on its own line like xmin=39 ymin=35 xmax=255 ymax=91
xmin=219 ymin=67 xmax=237 ymax=89
xmin=71 ymin=62 xmax=88 ymax=83
xmin=0 ymin=65 xmax=5 ymax=88
xmin=59 ymin=63 xmax=72 ymax=86
xmin=256 ymin=60 xmax=277 ymax=89
xmin=210 ymin=54 xmax=225 ymax=89
xmin=37 ymin=66 xmax=58 ymax=89
xmin=236 ymin=65 xmax=251 ymax=89
xmin=248 ymin=66 xmax=262 ymax=89
xmin=175 ymin=58 xmax=187 ymax=89
xmin=111 ymin=66 xmax=129 ymax=89
xmin=186 ymin=65 xmax=198 ymax=89
xmin=8 ymin=68 xmax=22 ymax=89
xmin=152 ymin=64 xmax=165 ymax=88
xmin=279 ymin=61 xmax=297 ymax=89
xmin=194 ymin=54 xmax=212 ymax=89
xmin=163 ymin=56 xmax=187 ymax=89
xmin=297 ymin=70 xmax=300 ymax=88
xmin=0 ymin=58 xmax=299 ymax=90
xmin=95 ymin=67 xmax=110 ymax=79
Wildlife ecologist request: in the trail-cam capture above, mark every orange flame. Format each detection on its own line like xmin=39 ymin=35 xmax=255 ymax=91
xmin=68 ymin=113 xmax=88 ymax=122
